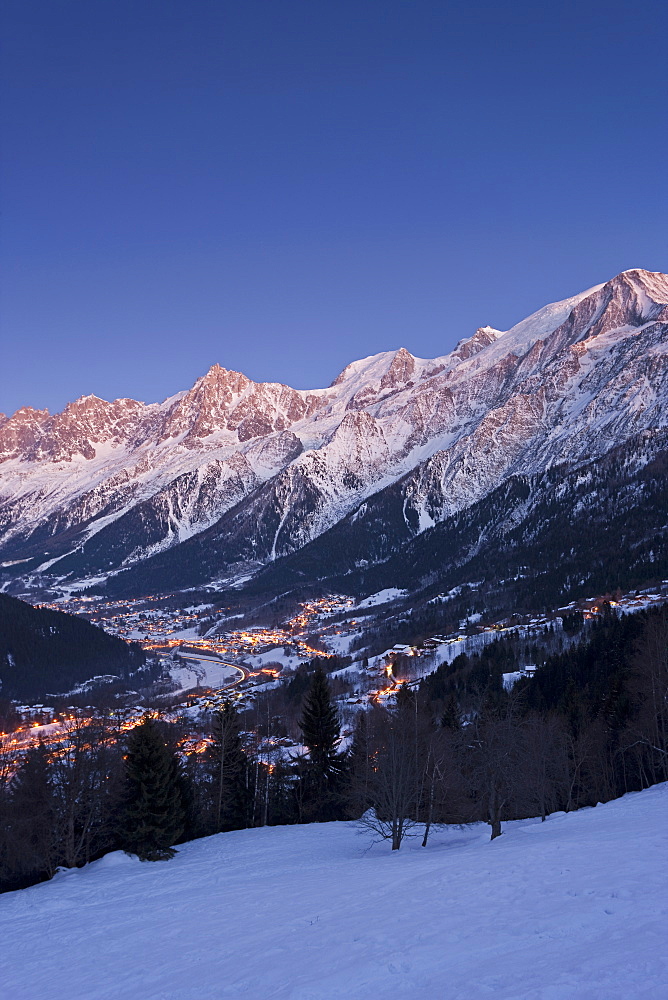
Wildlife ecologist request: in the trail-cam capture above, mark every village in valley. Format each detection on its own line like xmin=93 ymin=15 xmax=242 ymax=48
xmin=2 ymin=582 xmax=667 ymax=773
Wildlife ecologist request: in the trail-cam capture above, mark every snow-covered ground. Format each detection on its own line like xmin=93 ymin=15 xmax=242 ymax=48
xmin=1 ymin=785 xmax=666 ymax=999
xmin=244 ymin=647 xmax=304 ymax=671
xmin=355 ymin=588 xmax=407 ymax=609
xmin=168 ymin=655 xmax=241 ymax=692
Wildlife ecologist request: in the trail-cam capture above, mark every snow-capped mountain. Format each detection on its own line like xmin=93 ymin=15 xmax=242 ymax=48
xmin=1 ymin=268 xmax=667 ymax=596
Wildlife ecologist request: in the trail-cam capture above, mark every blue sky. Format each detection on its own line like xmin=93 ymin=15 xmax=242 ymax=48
xmin=2 ymin=0 xmax=666 ymax=415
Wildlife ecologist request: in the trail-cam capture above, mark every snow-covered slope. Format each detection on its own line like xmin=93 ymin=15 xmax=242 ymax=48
xmin=1 ymin=268 xmax=667 ymax=593
xmin=0 ymin=784 xmax=665 ymax=1000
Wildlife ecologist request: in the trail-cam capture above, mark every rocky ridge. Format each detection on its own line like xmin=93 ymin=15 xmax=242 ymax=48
xmin=1 ymin=268 xmax=666 ymax=596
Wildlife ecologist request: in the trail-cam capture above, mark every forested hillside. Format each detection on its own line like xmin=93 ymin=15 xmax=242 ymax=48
xmin=0 ymin=594 xmax=146 ymax=700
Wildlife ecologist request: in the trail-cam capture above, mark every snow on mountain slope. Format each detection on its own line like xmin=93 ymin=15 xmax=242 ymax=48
xmin=0 ymin=784 xmax=665 ymax=1000
xmin=1 ymin=269 xmax=667 ymax=592
xmin=466 ymin=280 xmax=605 ymax=364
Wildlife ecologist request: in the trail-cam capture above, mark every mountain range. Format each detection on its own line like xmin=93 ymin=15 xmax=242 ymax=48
xmin=1 ymin=267 xmax=667 ymax=604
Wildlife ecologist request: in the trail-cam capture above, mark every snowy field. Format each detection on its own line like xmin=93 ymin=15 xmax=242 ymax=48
xmin=245 ymin=647 xmax=305 ymax=671
xmin=168 ymin=655 xmax=242 ymax=692
xmin=355 ymin=588 xmax=407 ymax=609
xmin=1 ymin=785 xmax=666 ymax=1000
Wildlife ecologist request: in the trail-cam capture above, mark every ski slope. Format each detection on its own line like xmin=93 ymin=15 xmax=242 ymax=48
xmin=0 ymin=785 xmax=666 ymax=1000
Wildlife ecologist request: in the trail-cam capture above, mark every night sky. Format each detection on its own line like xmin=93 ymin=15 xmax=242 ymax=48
xmin=2 ymin=0 xmax=666 ymax=416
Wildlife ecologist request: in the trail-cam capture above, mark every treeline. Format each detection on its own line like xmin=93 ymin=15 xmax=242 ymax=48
xmin=1 ymin=605 xmax=666 ymax=891
xmin=0 ymin=594 xmax=147 ymax=701
xmin=0 ymin=667 xmax=347 ymax=892
xmin=350 ymin=604 xmax=668 ymax=847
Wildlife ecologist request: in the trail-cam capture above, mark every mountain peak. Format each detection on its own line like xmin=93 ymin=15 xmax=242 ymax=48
xmin=608 ymin=268 xmax=668 ymax=304
xmin=619 ymin=266 xmax=668 ymax=280
xmin=452 ymin=327 xmax=502 ymax=361
xmin=9 ymin=405 xmax=50 ymax=421
xmin=67 ymin=394 xmax=108 ymax=411
xmin=2 ymin=268 xmax=667 ymax=594
xmin=191 ymin=364 xmax=251 ymax=399
xmin=380 ymin=347 xmax=416 ymax=388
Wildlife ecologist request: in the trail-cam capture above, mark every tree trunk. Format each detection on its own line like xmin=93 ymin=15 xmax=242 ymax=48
xmin=421 ymin=818 xmax=432 ymax=848
xmin=422 ymin=775 xmax=435 ymax=847
xmin=489 ymin=787 xmax=503 ymax=840
xmin=262 ymin=761 xmax=270 ymax=827
xmin=216 ymin=746 xmax=226 ymax=831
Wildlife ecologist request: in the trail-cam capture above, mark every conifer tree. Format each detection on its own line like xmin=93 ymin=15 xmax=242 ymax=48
xmin=441 ymin=692 xmax=462 ymax=730
xmin=208 ymin=701 xmax=249 ymax=832
xmin=6 ymin=743 xmax=58 ymax=881
xmin=119 ymin=716 xmax=185 ymax=861
xmin=395 ymin=681 xmax=415 ymax=712
xmin=298 ymin=667 xmax=344 ymax=820
xmin=299 ymin=668 xmax=341 ymax=774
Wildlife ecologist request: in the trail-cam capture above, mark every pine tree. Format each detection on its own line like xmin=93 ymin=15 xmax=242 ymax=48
xmin=208 ymin=701 xmax=249 ymax=832
xmin=299 ymin=668 xmax=341 ymax=774
xmin=441 ymin=692 xmax=462 ymax=730
xmin=119 ymin=716 xmax=185 ymax=861
xmin=298 ymin=667 xmax=344 ymax=821
xmin=6 ymin=743 xmax=58 ymax=882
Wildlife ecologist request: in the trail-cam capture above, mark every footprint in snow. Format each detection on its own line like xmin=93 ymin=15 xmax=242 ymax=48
xmin=388 ymin=961 xmax=411 ymax=974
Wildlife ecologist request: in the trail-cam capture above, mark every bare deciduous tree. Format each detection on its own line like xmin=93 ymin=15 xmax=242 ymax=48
xmin=463 ymin=695 xmax=525 ymax=839
xmin=356 ymin=703 xmax=420 ymax=850
xmin=522 ymin=712 xmax=568 ymax=821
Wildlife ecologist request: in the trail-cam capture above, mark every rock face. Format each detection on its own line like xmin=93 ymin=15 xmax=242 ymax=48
xmin=1 ymin=268 xmax=667 ymax=595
